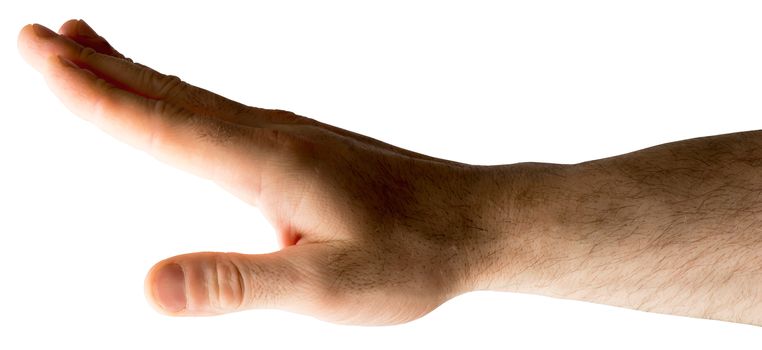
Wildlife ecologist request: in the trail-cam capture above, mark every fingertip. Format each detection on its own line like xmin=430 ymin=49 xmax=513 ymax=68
xmin=16 ymin=24 xmax=41 ymax=70
xmin=57 ymin=19 xmax=127 ymax=60
xmin=145 ymin=261 xmax=188 ymax=315
xmin=17 ymin=24 xmax=36 ymax=62
xmin=17 ymin=23 xmax=62 ymax=73
xmin=77 ymin=19 xmax=99 ymax=38
xmin=18 ymin=23 xmax=34 ymax=43
xmin=60 ymin=19 xmax=98 ymax=39
xmin=58 ymin=19 xmax=80 ymax=37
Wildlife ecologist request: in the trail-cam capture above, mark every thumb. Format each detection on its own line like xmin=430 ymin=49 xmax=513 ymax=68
xmin=145 ymin=246 xmax=325 ymax=316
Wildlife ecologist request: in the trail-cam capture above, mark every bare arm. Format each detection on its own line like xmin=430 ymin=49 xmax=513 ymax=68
xmin=470 ymin=131 xmax=762 ymax=325
xmin=18 ymin=20 xmax=762 ymax=326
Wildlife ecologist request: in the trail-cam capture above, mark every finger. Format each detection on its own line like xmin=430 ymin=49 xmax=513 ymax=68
xmin=20 ymin=25 xmax=286 ymax=190
xmin=145 ymin=245 xmax=329 ymax=315
xmin=26 ymin=22 xmax=418 ymax=169
xmin=58 ymin=19 xmax=126 ymax=59
xmin=20 ymin=24 xmax=190 ymax=103
xmin=21 ymin=23 xmax=445 ymax=168
xmin=32 ymin=22 xmax=284 ymax=128
xmin=54 ymin=19 xmax=326 ymax=128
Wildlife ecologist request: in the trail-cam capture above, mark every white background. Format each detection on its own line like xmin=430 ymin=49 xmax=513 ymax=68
xmin=2 ymin=0 xmax=761 ymax=348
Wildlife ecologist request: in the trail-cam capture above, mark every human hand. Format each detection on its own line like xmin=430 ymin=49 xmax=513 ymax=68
xmin=17 ymin=20 xmax=521 ymax=325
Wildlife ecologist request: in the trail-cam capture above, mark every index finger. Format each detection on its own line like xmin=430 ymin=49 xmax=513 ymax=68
xmin=18 ymin=24 xmax=287 ymax=202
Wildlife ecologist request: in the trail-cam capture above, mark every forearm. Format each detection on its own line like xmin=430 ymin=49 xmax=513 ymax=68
xmin=474 ymin=130 xmax=762 ymax=325
xmin=26 ymin=18 xmax=760 ymax=326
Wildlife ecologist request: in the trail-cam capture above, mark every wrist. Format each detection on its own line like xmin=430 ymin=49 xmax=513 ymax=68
xmin=457 ymin=162 xmax=575 ymax=294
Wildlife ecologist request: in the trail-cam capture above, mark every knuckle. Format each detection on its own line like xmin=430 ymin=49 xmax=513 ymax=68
xmin=145 ymin=100 xmax=183 ymax=153
xmin=258 ymin=128 xmax=315 ymax=156
xmin=88 ymin=78 xmax=116 ymax=125
xmin=209 ymin=257 xmax=246 ymax=311
xmin=137 ymin=68 xmax=153 ymax=93
xmin=268 ymin=109 xmax=304 ymax=123
xmin=155 ymin=74 xmax=186 ymax=99
xmin=188 ymin=115 xmax=243 ymax=146
xmin=262 ymin=128 xmax=288 ymax=146
xmin=145 ymin=102 xmax=166 ymax=154
xmin=181 ymin=86 xmax=236 ymax=116
xmin=151 ymin=99 xmax=184 ymax=118
xmin=137 ymin=68 xmax=186 ymax=100
xmin=149 ymin=100 xmax=245 ymax=151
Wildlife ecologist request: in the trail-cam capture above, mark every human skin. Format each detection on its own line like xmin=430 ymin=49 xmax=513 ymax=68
xmin=17 ymin=20 xmax=762 ymax=326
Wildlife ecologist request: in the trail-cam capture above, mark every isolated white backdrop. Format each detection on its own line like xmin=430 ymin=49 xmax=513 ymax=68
xmin=2 ymin=0 xmax=761 ymax=348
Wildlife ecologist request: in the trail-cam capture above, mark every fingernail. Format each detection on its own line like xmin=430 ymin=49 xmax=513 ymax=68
xmin=33 ymin=24 xmax=57 ymax=39
xmin=154 ymin=263 xmax=187 ymax=312
xmin=76 ymin=19 xmax=98 ymax=38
